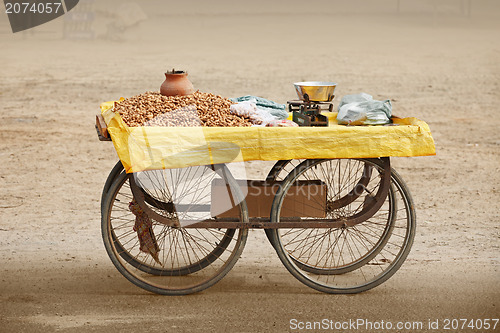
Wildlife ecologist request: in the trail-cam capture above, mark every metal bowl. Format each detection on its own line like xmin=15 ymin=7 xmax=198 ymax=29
xmin=294 ymin=81 xmax=337 ymax=102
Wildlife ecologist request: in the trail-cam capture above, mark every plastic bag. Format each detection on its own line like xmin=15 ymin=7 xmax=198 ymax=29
xmin=230 ymin=100 xmax=278 ymax=126
xmin=337 ymin=93 xmax=392 ymax=126
xmin=231 ymin=95 xmax=288 ymax=120
xmin=337 ymin=92 xmax=373 ymax=109
xmin=266 ymin=119 xmax=299 ymax=127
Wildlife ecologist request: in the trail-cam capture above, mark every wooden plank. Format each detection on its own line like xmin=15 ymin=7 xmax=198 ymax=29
xmin=96 ymin=114 xmax=108 ymax=138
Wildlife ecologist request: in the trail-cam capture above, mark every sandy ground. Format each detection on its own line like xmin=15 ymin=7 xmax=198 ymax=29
xmin=0 ymin=0 xmax=499 ymax=332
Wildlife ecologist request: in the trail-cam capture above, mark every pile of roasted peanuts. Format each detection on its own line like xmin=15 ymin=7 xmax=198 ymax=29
xmin=114 ymin=91 xmax=253 ymax=127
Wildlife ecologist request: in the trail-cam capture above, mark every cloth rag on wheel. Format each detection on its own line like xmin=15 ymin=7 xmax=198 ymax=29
xmin=129 ymin=199 xmax=161 ymax=265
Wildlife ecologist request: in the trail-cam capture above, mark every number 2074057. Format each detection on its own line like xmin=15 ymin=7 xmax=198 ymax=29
xmin=5 ymin=2 xmax=63 ymax=14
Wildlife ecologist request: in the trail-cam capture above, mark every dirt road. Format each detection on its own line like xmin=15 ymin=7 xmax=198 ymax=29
xmin=1 ymin=1 xmax=498 ymax=332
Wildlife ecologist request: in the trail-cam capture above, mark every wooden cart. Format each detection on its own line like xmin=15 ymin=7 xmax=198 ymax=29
xmin=96 ymin=113 xmax=429 ymax=295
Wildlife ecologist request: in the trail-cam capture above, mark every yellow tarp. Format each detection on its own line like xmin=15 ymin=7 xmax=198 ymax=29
xmin=101 ymin=101 xmax=435 ymax=173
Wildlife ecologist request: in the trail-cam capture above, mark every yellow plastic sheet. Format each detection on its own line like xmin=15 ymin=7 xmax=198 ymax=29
xmin=101 ymin=102 xmax=435 ymax=173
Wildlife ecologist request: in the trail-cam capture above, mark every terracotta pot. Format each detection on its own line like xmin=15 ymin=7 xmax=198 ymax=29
xmin=160 ymin=69 xmax=195 ymax=96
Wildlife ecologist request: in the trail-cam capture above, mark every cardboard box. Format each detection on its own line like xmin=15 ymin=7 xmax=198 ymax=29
xmin=211 ymin=179 xmax=326 ymax=218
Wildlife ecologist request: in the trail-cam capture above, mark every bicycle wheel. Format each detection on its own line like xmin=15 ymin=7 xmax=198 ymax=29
xmin=269 ymin=158 xmax=416 ymax=293
xmin=267 ymin=159 xmax=395 ymax=274
xmin=264 ymin=160 xmax=303 ymax=247
xmin=100 ymin=162 xmax=240 ymax=277
xmin=101 ymin=160 xmax=124 ymax=210
xmin=101 ymin=164 xmax=248 ymax=295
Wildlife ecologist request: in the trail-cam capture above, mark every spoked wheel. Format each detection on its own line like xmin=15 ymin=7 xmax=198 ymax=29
xmin=101 ymin=160 xmax=124 ymax=210
xmin=265 ymin=159 xmax=392 ymax=272
xmin=264 ymin=160 xmax=303 ymax=247
xmin=101 ymin=162 xmax=240 ymax=277
xmin=101 ymin=164 xmax=248 ymax=295
xmin=269 ymin=158 xmax=416 ymax=294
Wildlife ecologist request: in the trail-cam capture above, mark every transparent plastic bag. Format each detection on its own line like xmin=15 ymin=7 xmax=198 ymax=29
xmin=338 ymin=92 xmax=373 ymax=109
xmin=266 ymin=119 xmax=299 ymax=127
xmin=337 ymin=93 xmax=392 ymax=126
xmin=230 ymin=100 xmax=278 ymax=126
xmin=231 ymin=95 xmax=288 ymax=120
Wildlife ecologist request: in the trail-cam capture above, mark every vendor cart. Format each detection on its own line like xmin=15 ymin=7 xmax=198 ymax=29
xmin=96 ymin=104 xmax=435 ymax=295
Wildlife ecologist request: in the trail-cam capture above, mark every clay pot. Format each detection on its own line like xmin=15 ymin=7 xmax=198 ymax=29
xmin=160 ymin=69 xmax=195 ymax=96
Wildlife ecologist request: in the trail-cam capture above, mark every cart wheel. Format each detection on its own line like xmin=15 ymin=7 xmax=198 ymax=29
xmin=264 ymin=159 xmax=375 ymax=252
xmin=269 ymin=158 xmax=415 ymax=294
xmin=101 ymin=160 xmax=124 ymax=209
xmin=267 ymin=159 xmax=394 ymax=273
xmin=264 ymin=160 xmax=300 ymax=247
xmin=265 ymin=160 xmax=296 ymax=183
xmin=101 ymin=162 xmax=239 ymax=276
xmin=101 ymin=165 xmax=248 ymax=295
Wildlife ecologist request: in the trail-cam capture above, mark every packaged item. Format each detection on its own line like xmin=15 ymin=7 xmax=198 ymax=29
xmin=337 ymin=93 xmax=392 ymax=126
xmin=266 ymin=119 xmax=299 ymax=127
xmin=230 ymin=100 xmax=278 ymax=126
xmin=231 ymin=95 xmax=288 ymax=120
